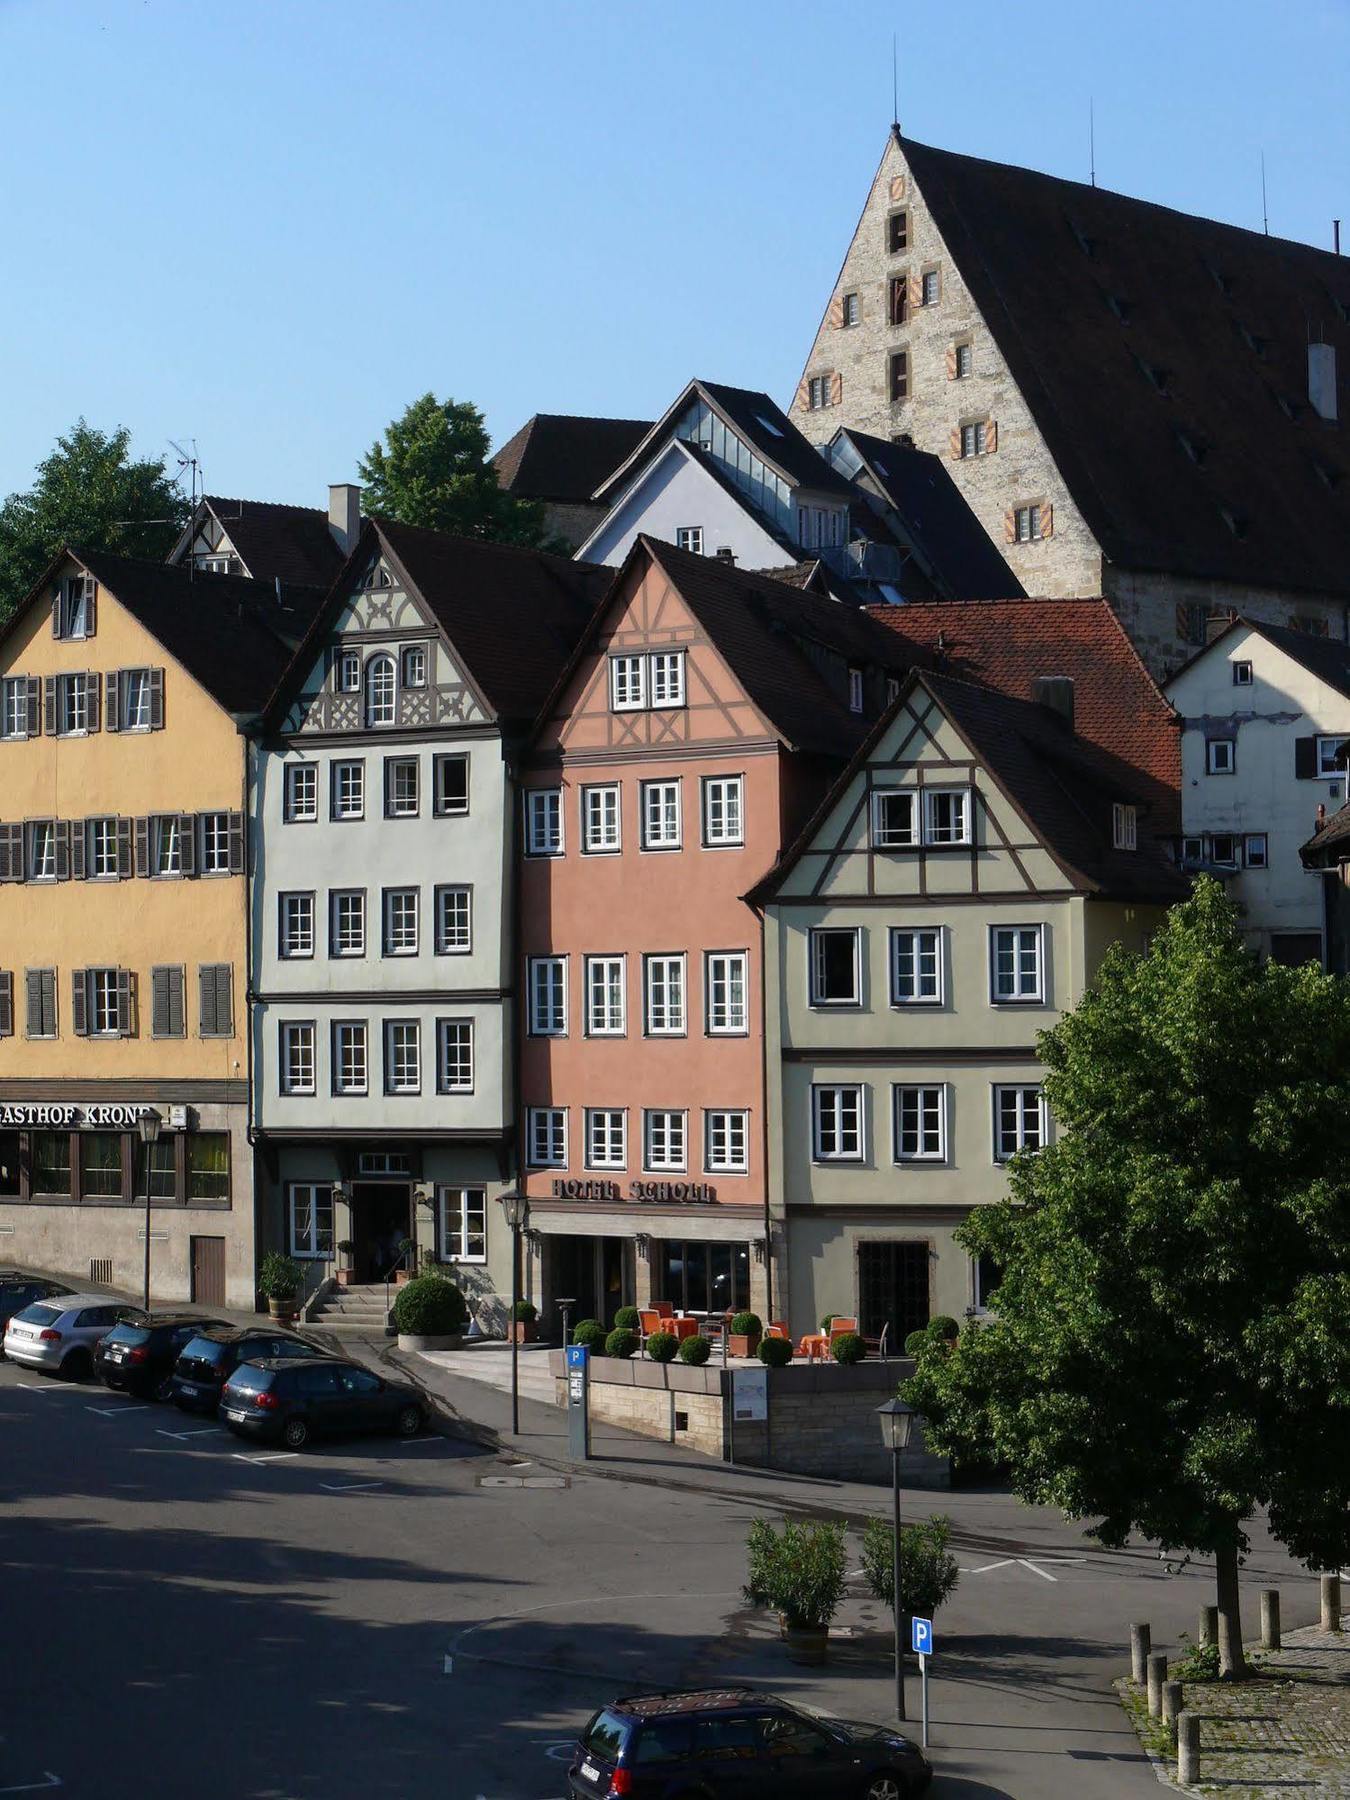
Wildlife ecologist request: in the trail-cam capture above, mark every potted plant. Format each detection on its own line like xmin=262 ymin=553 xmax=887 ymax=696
xmin=572 ymin=1318 xmax=607 ymax=1351
xmin=758 ymin=1335 xmax=793 ymax=1367
xmin=605 ymin=1326 xmax=639 ymax=1359
xmin=392 ymin=1273 xmax=468 ymax=1350
xmin=860 ymin=1514 xmax=960 ymax=1642
xmin=259 ymin=1251 xmax=303 ymax=1321
xmin=743 ymin=1518 xmax=847 ymax=1665
xmin=511 ymin=1299 xmax=539 ymax=1344
xmin=613 ymin=1306 xmax=641 ymax=1333
xmin=727 ymin=1311 xmax=762 ymax=1358
xmin=394 ymin=1237 xmax=418 ymax=1285
xmin=336 ymin=1239 xmax=357 ymax=1287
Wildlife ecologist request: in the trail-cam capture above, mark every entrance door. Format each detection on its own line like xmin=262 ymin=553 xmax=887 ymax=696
xmin=857 ymin=1240 xmax=930 ymax=1350
xmin=547 ymin=1235 xmax=598 ymax=1331
xmin=351 ymin=1184 xmax=412 ymax=1282
xmin=190 ymin=1236 xmax=226 ymax=1306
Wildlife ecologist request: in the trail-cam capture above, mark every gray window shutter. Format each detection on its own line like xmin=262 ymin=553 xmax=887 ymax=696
xmin=0 ymin=822 xmax=20 ymax=882
xmin=198 ymin=965 xmax=218 ymax=1038
xmin=149 ymin=668 xmax=164 ymax=730
xmin=85 ymin=582 xmax=97 ymax=636
xmin=151 ymin=967 xmax=170 ymax=1037
xmin=227 ymin=812 xmax=245 ymax=875
xmin=105 ymin=672 xmax=121 ymax=733
xmin=51 ymin=588 xmax=62 ymax=638
xmin=43 ymin=677 xmax=57 ymax=736
xmin=179 ymin=813 xmax=197 ymax=877
xmin=214 ymin=965 xmax=233 ymax=1037
xmin=24 ymin=970 xmax=43 ymax=1037
xmin=1294 ymin=736 xmax=1317 ymax=779
xmin=0 ymin=971 xmax=11 ymax=1037
xmin=26 ymin=678 xmax=40 ymax=736
xmin=116 ymin=968 xmax=134 ymax=1037
xmin=86 ymin=673 xmax=101 ymax=733
xmin=53 ymin=820 xmax=70 ymax=881
xmin=71 ymin=970 xmax=87 ymax=1038
xmin=170 ymin=966 xmax=184 ymax=1037
xmin=71 ymin=821 xmax=86 ymax=881
xmin=116 ymin=816 xmax=133 ymax=879
xmin=134 ymin=817 xmax=149 ymax=877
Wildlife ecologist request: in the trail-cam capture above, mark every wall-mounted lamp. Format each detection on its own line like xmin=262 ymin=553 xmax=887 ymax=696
xmin=332 ymin=1180 xmax=351 ymax=1204
xmin=753 ymin=1236 xmax=769 ymax=1266
xmin=635 ymin=1232 xmax=651 ymax=1260
xmin=415 ymin=1184 xmax=435 ymax=1214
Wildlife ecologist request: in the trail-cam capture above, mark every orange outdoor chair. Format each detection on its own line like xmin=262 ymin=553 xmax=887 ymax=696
xmin=650 ymin=1300 xmax=675 ymax=1318
xmin=638 ymin=1310 xmax=664 ymax=1340
xmin=764 ymin=1322 xmax=790 ymax=1340
xmin=828 ymin=1315 xmax=859 ymax=1340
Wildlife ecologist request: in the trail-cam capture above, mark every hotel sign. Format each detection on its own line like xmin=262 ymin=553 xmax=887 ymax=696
xmin=0 ymin=1103 xmax=179 ymax=1130
xmin=550 ymin=1178 xmax=717 ymax=1204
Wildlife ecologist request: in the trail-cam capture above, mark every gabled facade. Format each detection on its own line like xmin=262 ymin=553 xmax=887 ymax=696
xmin=170 ymin=486 xmax=358 ymax=589
xmin=492 ymin=412 xmax=653 ymax=551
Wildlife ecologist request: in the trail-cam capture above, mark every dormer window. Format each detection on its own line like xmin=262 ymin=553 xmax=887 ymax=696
xmin=1112 ymin=803 xmax=1137 ymax=851
xmin=848 ymin=668 xmax=864 ymax=714
xmin=365 ymin=654 xmax=396 ymax=728
xmin=676 ymin=527 xmax=703 ymax=554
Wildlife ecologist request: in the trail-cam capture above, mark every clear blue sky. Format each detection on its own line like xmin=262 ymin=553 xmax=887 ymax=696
xmin=2 ymin=0 xmax=1346 ymax=507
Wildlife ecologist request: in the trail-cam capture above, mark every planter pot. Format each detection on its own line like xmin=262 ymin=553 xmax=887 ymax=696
xmin=397 ymin=1332 xmax=463 ymax=1352
xmin=510 ymin=1322 xmax=537 ymax=1344
xmin=780 ymin=1620 xmax=829 ymax=1666
xmin=267 ymin=1297 xmax=299 ymax=1322
xmin=728 ymin=1333 xmax=761 ymax=1359
xmin=395 ymin=1269 xmax=413 ymax=1286
xmin=336 ymin=1268 xmax=356 ymax=1287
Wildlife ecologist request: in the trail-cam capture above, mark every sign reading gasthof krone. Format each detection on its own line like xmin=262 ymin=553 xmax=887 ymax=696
xmin=0 ymin=1103 xmax=166 ymax=1130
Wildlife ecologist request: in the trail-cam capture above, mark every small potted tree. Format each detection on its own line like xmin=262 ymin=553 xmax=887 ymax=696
xmin=743 ymin=1518 xmax=847 ymax=1665
xmin=259 ymin=1251 xmax=303 ymax=1322
xmin=336 ymin=1239 xmax=357 ymax=1287
xmin=727 ymin=1311 xmax=762 ymax=1358
xmin=512 ymin=1299 xmax=539 ymax=1344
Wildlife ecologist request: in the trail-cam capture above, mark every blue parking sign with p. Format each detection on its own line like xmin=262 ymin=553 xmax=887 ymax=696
xmin=566 ymin=1344 xmax=587 ymax=1369
xmin=911 ymin=1616 xmax=934 ymax=1656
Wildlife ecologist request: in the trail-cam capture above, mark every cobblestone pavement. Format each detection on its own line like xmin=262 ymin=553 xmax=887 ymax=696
xmin=1122 ymin=1626 xmax=1350 ymax=1798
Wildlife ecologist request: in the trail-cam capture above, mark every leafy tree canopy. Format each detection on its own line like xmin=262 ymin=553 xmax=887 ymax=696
xmin=357 ymin=393 xmax=562 ymax=550
xmin=905 ymin=879 xmax=1350 ymax=1675
xmin=0 ymin=421 xmax=188 ymax=622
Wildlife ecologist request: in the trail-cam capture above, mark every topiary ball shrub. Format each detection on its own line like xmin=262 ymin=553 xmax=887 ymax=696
xmin=646 ymin=1331 xmax=678 ymax=1363
xmin=605 ymin=1328 xmax=639 ymax=1359
xmin=904 ymin=1329 xmax=930 ymax=1356
xmin=758 ymin=1335 xmax=793 ymax=1368
xmin=572 ymin=1318 xmax=606 ymax=1351
xmin=613 ymin=1305 xmax=641 ymax=1333
xmin=730 ymin=1311 xmax=762 ymax=1338
xmin=678 ymin=1333 xmax=712 ymax=1366
xmin=928 ymin=1315 xmax=960 ymax=1343
xmin=392 ymin=1274 xmax=468 ymax=1337
xmin=830 ymin=1331 xmax=866 ymax=1365
xmin=512 ymin=1299 xmax=538 ymax=1322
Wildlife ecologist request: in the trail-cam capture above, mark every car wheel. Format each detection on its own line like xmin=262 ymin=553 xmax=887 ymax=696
xmin=153 ymin=1375 xmax=174 ymax=1403
xmin=395 ymin=1403 xmax=423 ymax=1438
xmin=863 ymin=1774 xmax=907 ymax=1800
xmin=283 ymin=1416 xmax=310 ymax=1450
xmin=60 ymin=1350 xmax=92 ymax=1382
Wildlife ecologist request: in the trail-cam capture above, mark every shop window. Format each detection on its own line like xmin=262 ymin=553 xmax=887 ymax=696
xmin=80 ymin=1133 xmax=124 ymax=1200
xmin=133 ymin=1136 xmax=176 ymax=1201
xmin=655 ymin=1240 xmax=750 ymax=1316
xmin=31 ymin=1131 xmax=71 ymax=1197
xmin=858 ymin=1240 xmax=930 ymax=1346
xmin=187 ymin=1133 xmax=230 ymax=1203
xmin=0 ymin=1130 xmax=19 ymax=1196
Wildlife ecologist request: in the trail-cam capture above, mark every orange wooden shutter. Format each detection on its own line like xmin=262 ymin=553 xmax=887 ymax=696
xmin=1003 ymin=509 xmax=1016 ymax=543
xmin=889 ymin=174 xmax=906 ymax=202
xmin=950 ymin=427 xmax=963 ymax=459
xmin=828 ymin=296 xmax=845 ymax=329
xmin=985 ymin=419 xmax=998 ymax=453
xmin=794 ymin=378 xmax=810 ymax=411
xmin=945 ymin=348 xmax=958 ymax=380
xmin=830 ymin=371 xmax=843 ymax=405
xmin=1041 ymin=502 xmax=1053 ymax=538
xmin=908 ymin=273 xmax=922 ymax=309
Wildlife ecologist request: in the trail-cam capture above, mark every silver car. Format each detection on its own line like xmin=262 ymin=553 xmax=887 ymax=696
xmin=4 ymin=1293 xmax=148 ymax=1379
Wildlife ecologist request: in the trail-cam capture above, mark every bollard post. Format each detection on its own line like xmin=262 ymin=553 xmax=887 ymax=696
xmin=1198 ymin=1604 xmax=1218 ymax=1648
xmin=1130 ymin=1621 xmax=1151 ymax=1684
xmin=1161 ymin=1679 xmax=1183 ymax=1744
xmin=1260 ymin=1587 xmax=1281 ymax=1651
xmin=1177 ymin=1711 xmax=1200 ymax=1784
xmin=1146 ymin=1651 xmax=1168 ymax=1718
xmin=1321 ymin=1573 xmax=1342 ymax=1634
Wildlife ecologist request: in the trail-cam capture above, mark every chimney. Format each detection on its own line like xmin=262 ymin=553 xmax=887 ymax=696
xmin=714 ymin=546 xmax=736 ymax=565
xmin=328 ymin=484 xmax=361 ymax=555
xmin=1308 ymin=342 xmax=1338 ymax=423
xmin=1032 ymin=675 xmax=1075 ymax=731
xmin=1206 ymin=608 xmax=1237 ymax=643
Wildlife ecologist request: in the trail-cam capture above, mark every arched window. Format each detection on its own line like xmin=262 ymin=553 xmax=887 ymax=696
xmin=365 ymin=654 xmax=396 ymax=728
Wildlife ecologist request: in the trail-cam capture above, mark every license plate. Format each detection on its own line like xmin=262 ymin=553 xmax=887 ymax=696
xmin=224 ymin=1409 xmax=247 ymax=1422
xmin=580 ymin=1762 xmax=600 ymax=1783
xmin=111 ymin=1348 xmax=125 ymax=1361
xmin=179 ymin=1382 xmax=200 ymax=1396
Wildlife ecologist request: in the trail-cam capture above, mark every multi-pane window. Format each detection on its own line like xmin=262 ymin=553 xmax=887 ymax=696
xmin=891 ymin=928 xmax=942 ymax=1004
xmin=842 ymin=290 xmax=861 ymax=326
xmin=385 ymin=757 xmax=419 ymax=818
xmin=1014 ymin=505 xmax=1043 ymax=542
xmin=27 ymin=820 xmax=56 ymax=881
xmin=384 ymin=1020 xmax=421 ymax=1094
xmin=641 ymin=780 xmax=681 ymax=850
xmin=58 ymin=673 xmax=90 ymax=736
xmin=1244 ymin=833 xmax=1269 ymax=869
xmin=525 ymin=788 xmax=563 ymax=856
xmin=401 ymin=645 xmax=427 ymax=688
xmin=675 ymin=526 xmax=703 ymax=554
xmin=289 ymin=1183 xmax=334 ymax=1258
xmin=528 ymin=956 xmax=567 ymax=1035
xmin=813 ymin=1085 xmax=864 ymax=1161
xmin=435 ymin=885 xmax=471 ymax=954
xmin=1112 ymin=803 xmax=1137 ymax=851
xmin=809 ymin=928 xmax=861 ymax=1005
xmin=888 ymin=350 xmax=909 ymax=403
xmin=280 ymin=1022 xmax=316 ymax=1095
xmin=705 ymin=951 xmax=748 ymax=1034
xmin=527 ymin=1107 xmax=567 ymax=1168
xmin=848 ymin=668 xmax=865 ymax=713
xmin=644 ymin=1110 xmax=686 ymax=1172
xmin=873 ymin=791 xmax=918 ymax=847
xmin=807 ymin=375 xmax=833 ymax=410
xmin=284 ymin=763 xmax=318 ymax=822
xmin=581 ymin=784 xmax=621 ymax=853
xmin=88 ymin=817 xmax=119 ymax=879
xmin=920 ymin=268 xmax=940 ymax=306
xmin=1 ymin=677 xmax=31 ymax=739
xmin=960 ymin=422 xmax=988 ymax=458
xmin=994 ymin=1085 xmax=1046 ymax=1160
xmin=991 ymin=926 xmax=1044 ymax=1003
xmin=365 ymin=654 xmax=396 ymax=727
xmin=702 ymin=775 xmax=743 ymax=847
xmin=150 ymin=815 xmax=184 ymax=877
xmin=330 ymin=889 xmax=366 ymax=957
xmin=954 ymin=342 xmax=973 ymax=378
xmin=331 ymin=760 xmax=365 ymax=820
xmin=644 ymin=955 xmax=686 ymax=1035
xmin=56 ymin=573 xmax=94 ymax=639
xmin=586 ymin=1108 xmax=627 ymax=1169
xmin=383 ymin=888 xmax=419 ymax=955
xmin=1315 ymin=735 xmax=1349 ymax=777
xmin=704 ymin=1110 xmax=749 ymax=1174
xmin=331 ymin=1021 xmax=368 ymax=1096
xmin=894 ymin=1085 xmax=946 ymax=1161
xmin=923 ymin=788 xmax=971 ymax=845
xmin=650 ymin=653 xmax=686 ymax=708
xmin=609 ymin=655 xmax=646 ymax=710
xmin=199 ymin=812 xmax=231 ymax=874
xmin=433 ymin=754 xmax=469 ymax=816
xmin=1209 ymin=833 xmax=1239 ymax=867
xmin=279 ymin=891 xmax=315 ymax=958
xmin=336 ymin=651 xmax=361 ymax=693
xmin=585 ymin=956 xmax=626 ymax=1035
xmin=186 ymin=1133 xmax=229 ymax=1203
xmin=436 ymin=1018 xmax=474 ymax=1094
xmin=439 ymin=1187 xmax=486 ymax=1263
xmin=88 ymin=968 xmax=121 ymax=1036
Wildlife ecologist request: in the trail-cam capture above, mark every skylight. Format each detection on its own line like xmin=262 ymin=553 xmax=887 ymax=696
xmin=754 ymin=414 xmax=785 ymax=438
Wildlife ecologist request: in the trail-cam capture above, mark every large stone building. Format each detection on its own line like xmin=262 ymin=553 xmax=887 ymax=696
xmin=792 ymin=131 xmax=1350 ymax=675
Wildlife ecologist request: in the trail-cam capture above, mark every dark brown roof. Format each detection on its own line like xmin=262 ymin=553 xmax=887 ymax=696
xmin=902 ymin=135 xmax=1350 ymax=597
xmin=203 ymin=495 xmax=348 ymax=589
xmin=1189 ymin=617 xmax=1350 ymax=700
xmin=492 ymin=414 xmax=652 ymax=504
xmin=1302 ymin=800 xmax=1350 ymax=866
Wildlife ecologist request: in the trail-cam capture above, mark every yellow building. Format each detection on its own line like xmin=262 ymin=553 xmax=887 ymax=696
xmin=0 ymin=550 xmax=314 ymax=1307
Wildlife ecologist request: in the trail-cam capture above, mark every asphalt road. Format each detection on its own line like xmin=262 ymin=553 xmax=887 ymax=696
xmin=0 ymin=1354 xmax=1321 ymax=1800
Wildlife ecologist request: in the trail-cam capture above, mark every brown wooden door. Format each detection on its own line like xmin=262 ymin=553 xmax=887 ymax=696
xmin=190 ymin=1235 xmax=226 ymax=1306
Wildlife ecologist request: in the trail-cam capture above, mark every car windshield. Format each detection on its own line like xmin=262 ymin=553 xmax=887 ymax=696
xmin=581 ymin=1711 xmax=630 ymax=1762
xmin=179 ymin=1335 xmax=228 ymax=1364
xmin=225 ymin=1366 xmax=273 ymax=1394
xmin=12 ymin=1303 xmax=62 ymax=1327
xmin=104 ymin=1324 xmax=151 ymax=1347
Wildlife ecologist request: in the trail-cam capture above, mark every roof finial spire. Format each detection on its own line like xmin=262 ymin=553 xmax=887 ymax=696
xmin=892 ymin=33 xmax=900 ymax=133
xmin=1261 ymin=150 xmax=1269 ymax=235
xmin=1089 ymin=97 xmax=1096 ymax=187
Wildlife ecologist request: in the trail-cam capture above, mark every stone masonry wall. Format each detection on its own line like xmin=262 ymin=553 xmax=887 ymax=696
xmin=1105 ymin=565 xmax=1350 ymax=682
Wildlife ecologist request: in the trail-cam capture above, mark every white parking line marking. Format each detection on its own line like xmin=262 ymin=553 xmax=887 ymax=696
xmin=395 ymin=1438 xmax=440 ymax=1449
xmin=0 ymin=1776 xmax=62 ymax=1793
xmin=1019 ymin=1558 xmax=1061 ymax=1582
xmin=962 ymin=1559 xmax=1016 ymax=1574
xmin=155 ymin=1427 xmax=221 ymax=1441
xmin=319 ymin=1481 xmax=385 ymax=1492
xmin=232 ymin=1451 xmax=299 ymax=1465
xmin=86 ymin=1406 xmax=140 ymax=1417
xmin=14 ymin=1384 xmax=80 ymax=1393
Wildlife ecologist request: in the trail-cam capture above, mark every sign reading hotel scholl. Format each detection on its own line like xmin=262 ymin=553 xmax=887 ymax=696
xmin=0 ymin=1103 xmax=179 ymax=1130
xmin=549 ymin=1178 xmax=717 ymax=1203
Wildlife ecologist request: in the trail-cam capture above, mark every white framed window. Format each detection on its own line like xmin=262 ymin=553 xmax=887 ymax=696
xmin=436 ymin=1018 xmax=474 ymax=1094
xmin=384 ymin=757 xmax=419 ymax=818
xmin=88 ymin=968 xmax=120 ymax=1036
xmin=433 ymin=754 xmax=469 ymax=817
xmin=279 ymin=891 xmax=315 ymax=958
xmin=365 ymin=653 xmax=396 ymax=727
xmin=640 ymin=779 xmax=681 ymax=850
xmin=704 ymin=1109 xmax=749 ymax=1174
xmin=1112 ymin=803 xmax=1137 ymax=851
xmin=994 ymin=1084 xmax=1046 ymax=1160
xmin=435 ymin=885 xmax=471 ymax=954
xmin=27 ymin=820 xmax=56 ymax=881
xmin=954 ymin=341 xmax=973 ymax=378
xmin=280 ymin=1021 xmax=316 ymax=1095
xmin=383 ymin=887 xmax=419 ymax=956
xmin=88 ymin=817 xmax=119 ymax=879
xmin=807 ymin=374 xmax=833 ymax=410
xmin=644 ymin=954 xmax=686 ymax=1035
xmin=848 ymin=668 xmax=864 ymax=714
xmin=57 ymin=574 xmax=94 ymax=640
xmin=58 ymin=673 xmax=89 ymax=736
xmin=528 ymin=956 xmax=567 ymax=1035
xmin=812 ymin=1085 xmax=864 ymax=1161
xmin=960 ymin=421 xmax=988 ymax=458
xmin=649 ymin=652 xmax=686 ymax=708
xmin=1232 ymin=660 xmax=1253 ymax=687
xmin=525 ymin=788 xmax=563 ymax=857
xmin=331 ymin=1021 xmax=368 ymax=1096
xmin=288 ymin=1182 xmax=334 ymax=1258
xmin=581 ymin=784 xmax=621 ymax=854
xmin=990 ymin=925 xmax=1044 ymax=1003
xmin=873 ymin=790 xmax=917 ymax=848
xmin=920 ymin=268 xmax=940 ymax=306
xmin=584 ymin=956 xmax=626 ymax=1036
xmin=609 ymin=654 xmax=646 ymax=711
xmin=122 ymin=667 xmax=155 ymax=730
xmin=585 ymin=1108 xmax=627 ymax=1170
xmin=336 ymin=650 xmax=361 ymax=693
xmin=893 ymin=1084 xmax=946 ymax=1161
xmin=1244 ymin=833 xmax=1268 ymax=869
xmin=842 ymin=290 xmax=861 ymax=326
xmin=197 ymin=812 xmax=230 ymax=875
xmin=438 ymin=1186 xmax=486 ymax=1263
xmin=1209 ymin=832 xmax=1239 ymax=868
xmin=675 ymin=527 xmax=703 ymax=554
xmin=644 ymin=1109 xmax=686 ymax=1172
xmin=809 ymin=927 xmax=861 ymax=1006
xmin=701 ymin=775 xmax=743 ymax=847
xmin=401 ymin=645 xmax=427 ymax=689
xmin=1014 ymin=505 xmax=1043 ymax=543
xmin=151 ymin=814 xmax=183 ymax=877
xmin=284 ymin=763 xmax=318 ymax=822
xmin=527 ymin=1107 xmax=567 ymax=1168
xmin=331 ymin=760 xmax=365 ymax=820
xmin=330 ymin=889 xmax=366 ymax=957
xmin=1316 ymin=735 xmax=1349 ymax=777
xmin=1 ymin=677 xmax=30 ymax=739
xmin=891 ymin=927 xmax=942 ymax=1004
xmin=923 ymin=788 xmax=971 ymax=845
xmin=383 ymin=1019 xmax=421 ymax=1094
xmin=1207 ymin=738 xmax=1235 ymax=775
xmin=705 ymin=950 xmax=748 ymax=1035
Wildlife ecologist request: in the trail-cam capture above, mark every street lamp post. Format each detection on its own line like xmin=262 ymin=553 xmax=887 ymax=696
xmin=138 ymin=1108 xmax=163 ymax=1312
xmin=877 ymin=1397 xmax=915 ymax=1723
xmin=501 ymin=1193 xmax=529 ymax=1436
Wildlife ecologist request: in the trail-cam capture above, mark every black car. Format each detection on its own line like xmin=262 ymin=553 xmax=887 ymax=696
xmin=218 ymin=1356 xmax=425 ymax=1450
xmin=0 ymin=1275 xmax=73 ymax=1349
xmin=568 ymin=1688 xmax=931 ymax=1800
xmin=95 ymin=1313 xmax=226 ymax=1400
xmin=169 ymin=1326 xmax=324 ymax=1412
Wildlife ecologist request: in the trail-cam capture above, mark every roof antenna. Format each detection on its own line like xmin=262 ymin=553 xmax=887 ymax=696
xmin=169 ymin=438 xmax=200 ymax=582
xmin=891 ymin=33 xmax=899 ymax=132
xmin=1260 ymin=151 xmax=1269 ymax=236
xmin=1089 ymin=97 xmax=1096 ymax=187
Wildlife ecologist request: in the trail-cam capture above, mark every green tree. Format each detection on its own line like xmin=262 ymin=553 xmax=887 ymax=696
xmin=0 ymin=421 xmax=189 ymax=621
xmin=860 ymin=1514 xmax=961 ymax=1620
xmin=905 ymin=880 xmax=1350 ymax=1678
xmin=357 ymin=393 xmax=561 ymax=549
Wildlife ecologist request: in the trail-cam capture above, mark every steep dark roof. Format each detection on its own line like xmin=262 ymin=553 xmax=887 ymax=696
xmin=492 ymin=414 xmax=652 ymax=504
xmin=202 ymin=495 xmax=347 ymax=588
xmin=1302 ymin=801 xmax=1350 ymax=866
xmin=1237 ymin=618 xmax=1350 ymax=699
xmin=901 ymin=135 xmax=1350 ymax=597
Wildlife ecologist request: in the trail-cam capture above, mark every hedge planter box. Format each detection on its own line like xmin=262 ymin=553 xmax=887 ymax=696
xmin=510 ymin=1322 xmax=537 ymax=1345
xmin=728 ymin=1333 xmax=761 ymax=1359
xmin=782 ymin=1621 xmax=829 ymax=1666
xmin=398 ymin=1332 xmax=464 ymax=1352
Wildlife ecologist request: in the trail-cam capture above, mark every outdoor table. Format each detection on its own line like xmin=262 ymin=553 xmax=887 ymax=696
xmin=799 ymin=1332 xmax=829 ymax=1361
